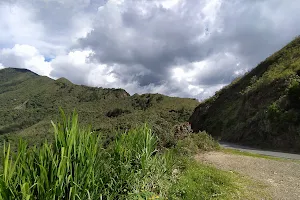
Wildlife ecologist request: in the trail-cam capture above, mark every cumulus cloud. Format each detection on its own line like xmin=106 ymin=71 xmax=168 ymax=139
xmin=0 ymin=0 xmax=96 ymax=56
xmin=49 ymin=50 xmax=95 ymax=84
xmin=0 ymin=44 xmax=52 ymax=76
xmin=76 ymin=0 xmax=300 ymax=99
xmin=0 ymin=4 xmax=44 ymax=49
xmin=1 ymin=0 xmax=300 ymax=99
xmin=80 ymin=0 xmax=210 ymax=85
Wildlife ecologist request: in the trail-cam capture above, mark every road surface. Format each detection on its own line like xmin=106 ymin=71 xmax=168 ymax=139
xmin=197 ymin=151 xmax=300 ymax=200
xmin=220 ymin=142 xmax=300 ymax=160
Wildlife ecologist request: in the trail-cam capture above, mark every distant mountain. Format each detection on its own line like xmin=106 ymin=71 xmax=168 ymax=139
xmin=0 ymin=68 xmax=198 ymax=147
xmin=190 ymin=36 xmax=300 ymax=153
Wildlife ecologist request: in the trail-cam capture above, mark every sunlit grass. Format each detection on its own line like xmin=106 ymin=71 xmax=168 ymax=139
xmin=0 ymin=110 xmax=168 ymax=199
xmin=0 ymin=110 xmax=250 ymax=199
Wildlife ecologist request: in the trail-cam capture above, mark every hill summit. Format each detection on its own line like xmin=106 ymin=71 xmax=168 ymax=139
xmin=190 ymin=36 xmax=300 ymax=152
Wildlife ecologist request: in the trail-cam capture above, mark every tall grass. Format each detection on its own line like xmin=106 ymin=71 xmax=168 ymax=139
xmin=0 ymin=110 xmax=244 ymax=200
xmin=0 ymin=110 xmax=167 ymax=199
xmin=0 ymin=110 xmax=101 ymax=199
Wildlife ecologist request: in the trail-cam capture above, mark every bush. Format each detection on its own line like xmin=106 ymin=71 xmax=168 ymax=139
xmin=267 ymin=102 xmax=282 ymax=121
xmin=173 ymin=122 xmax=192 ymax=140
xmin=288 ymin=79 xmax=300 ymax=108
xmin=149 ymin=120 xmax=175 ymax=148
xmin=106 ymin=108 xmax=131 ymax=118
xmin=175 ymin=132 xmax=220 ymax=156
xmin=192 ymin=132 xmax=220 ymax=151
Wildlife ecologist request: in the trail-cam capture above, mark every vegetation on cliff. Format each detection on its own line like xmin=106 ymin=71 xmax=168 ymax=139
xmin=190 ymin=36 xmax=300 ymax=152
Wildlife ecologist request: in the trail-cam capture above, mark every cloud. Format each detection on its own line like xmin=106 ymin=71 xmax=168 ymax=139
xmin=0 ymin=44 xmax=52 ymax=76
xmin=76 ymin=0 xmax=300 ymax=99
xmin=79 ymin=0 xmax=211 ymax=85
xmin=0 ymin=0 xmax=96 ymax=56
xmin=1 ymin=0 xmax=300 ymax=100
xmin=215 ymin=0 xmax=300 ymax=65
xmin=50 ymin=50 xmax=98 ymax=85
xmin=0 ymin=4 xmax=44 ymax=49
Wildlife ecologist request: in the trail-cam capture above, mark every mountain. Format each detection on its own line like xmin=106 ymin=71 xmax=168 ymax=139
xmin=0 ymin=68 xmax=198 ymax=148
xmin=189 ymin=36 xmax=300 ymax=153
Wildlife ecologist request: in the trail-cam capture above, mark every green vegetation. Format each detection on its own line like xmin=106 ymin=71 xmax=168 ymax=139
xmin=0 ymin=68 xmax=198 ymax=151
xmin=190 ymin=36 xmax=300 ymax=153
xmin=0 ymin=110 xmax=248 ymax=199
xmin=175 ymin=132 xmax=220 ymax=156
xmin=1 ymin=58 xmax=285 ymax=199
xmin=106 ymin=108 xmax=131 ymax=117
xmin=222 ymin=149 xmax=300 ymax=163
xmin=0 ymin=110 xmax=167 ymax=199
xmin=221 ymin=149 xmax=282 ymax=161
xmin=168 ymin=159 xmax=238 ymax=200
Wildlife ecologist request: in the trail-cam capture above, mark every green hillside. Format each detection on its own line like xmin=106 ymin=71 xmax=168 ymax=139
xmin=190 ymin=36 xmax=300 ymax=152
xmin=0 ymin=68 xmax=198 ymax=148
xmin=0 ymin=69 xmax=252 ymax=200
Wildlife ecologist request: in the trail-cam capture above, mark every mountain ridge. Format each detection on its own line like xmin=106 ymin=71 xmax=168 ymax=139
xmin=0 ymin=67 xmax=198 ymax=148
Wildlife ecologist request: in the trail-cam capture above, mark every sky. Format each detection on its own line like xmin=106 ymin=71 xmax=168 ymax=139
xmin=0 ymin=0 xmax=300 ymax=100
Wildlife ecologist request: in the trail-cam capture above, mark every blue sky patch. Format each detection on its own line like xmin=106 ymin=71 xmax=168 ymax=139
xmin=44 ymin=57 xmax=53 ymax=62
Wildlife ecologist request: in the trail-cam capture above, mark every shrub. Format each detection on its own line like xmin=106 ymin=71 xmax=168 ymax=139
xmin=173 ymin=122 xmax=192 ymax=140
xmin=175 ymin=132 xmax=220 ymax=156
xmin=175 ymin=108 xmax=191 ymax=122
xmin=156 ymin=95 xmax=164 ymax=102
xmin=192 ymin=132 xmax=220 ymax=151
xmin=106 ymin=108 xmax=131 ymax=117
xmin=288 ymin=79 xmax=300 ymax=108
xmin=267 ymin=102 xmax=282 ymax=121
xmin=131 ymin=94 xmax=158 ymax=110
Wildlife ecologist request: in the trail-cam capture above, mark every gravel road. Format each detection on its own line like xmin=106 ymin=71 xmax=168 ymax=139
xmin=197 ymin=152 xmax=300 ymax=200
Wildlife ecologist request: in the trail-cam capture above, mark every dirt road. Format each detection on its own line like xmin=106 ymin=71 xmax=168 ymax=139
xmin=196 ymin=152 xmax=300 ymax=200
